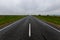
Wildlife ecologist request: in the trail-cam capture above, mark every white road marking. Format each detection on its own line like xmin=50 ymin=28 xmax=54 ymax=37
xmin=40 ymin=21 xmax=60 ymax=32
xmin=0 ymin=22 xmax=16 ymax=31
xmin=29 ymin=23 xmax=31 ymax=37
xmin=36 ymin=18 xmax=60 ymax=32
xmin=0 ymin=17 xmax=25 ymax=31
xmin=47 ymin=24 xmax=60 ymax=32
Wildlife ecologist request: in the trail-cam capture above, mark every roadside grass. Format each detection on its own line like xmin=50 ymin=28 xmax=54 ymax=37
xmin=36 ymin=15 xmax=60 ymax=28
xmin=0 ymin=15 xmax=25 ymax=29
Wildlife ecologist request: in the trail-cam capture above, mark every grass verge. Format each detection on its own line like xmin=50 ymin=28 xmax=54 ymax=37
xmin=36 ymin=15 xmax=60 ymax=28
xmin=0 ymin=15 xmax=25 ymax=29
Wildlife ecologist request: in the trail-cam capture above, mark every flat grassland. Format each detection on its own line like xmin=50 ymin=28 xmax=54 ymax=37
xmin=0 ymin=15 xmax=25 ymax=29
xmin=36 ymin=15 xmax=60 ymax=28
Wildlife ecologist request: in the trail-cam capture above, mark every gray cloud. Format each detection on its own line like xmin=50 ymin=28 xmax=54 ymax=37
xmin=0 ymin=0 xmax=60 ymax=15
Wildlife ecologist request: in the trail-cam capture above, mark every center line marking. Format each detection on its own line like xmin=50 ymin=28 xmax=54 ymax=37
xmin=29 ymin=23 xmax=31 ymax=37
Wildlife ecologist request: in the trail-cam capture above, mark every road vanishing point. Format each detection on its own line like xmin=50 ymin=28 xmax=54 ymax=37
xmin=0 ymin=16 xmax=60 ymax=40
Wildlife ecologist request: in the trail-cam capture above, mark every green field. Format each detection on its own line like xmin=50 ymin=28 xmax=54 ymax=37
xmin=36 ymin=15 xmax=60 ymax=28
xmin=0 ymin=15 xmax=25 ymax=29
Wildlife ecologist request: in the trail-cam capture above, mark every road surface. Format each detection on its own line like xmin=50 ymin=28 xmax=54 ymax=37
xmin=0 ymin=16 xmax=60 ymax=40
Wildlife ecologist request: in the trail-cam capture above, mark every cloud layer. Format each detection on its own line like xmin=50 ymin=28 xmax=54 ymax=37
xmin=0 ymin=0 xmax=60 ymax=15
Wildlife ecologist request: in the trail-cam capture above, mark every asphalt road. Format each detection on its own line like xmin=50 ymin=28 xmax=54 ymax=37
xmin=0 ymin=16 xmax=60 ymax=40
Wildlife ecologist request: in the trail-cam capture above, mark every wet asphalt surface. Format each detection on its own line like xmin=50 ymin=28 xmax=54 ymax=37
xmin=0 ymin=16 xmax=60 ymax=40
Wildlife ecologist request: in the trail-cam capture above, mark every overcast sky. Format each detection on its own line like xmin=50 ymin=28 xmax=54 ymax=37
xmin=0 ymin=0 xmax=60 ymax=15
